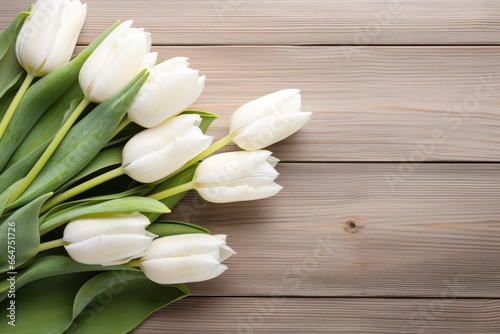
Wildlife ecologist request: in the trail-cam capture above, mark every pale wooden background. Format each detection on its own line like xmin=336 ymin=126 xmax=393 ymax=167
xmin=2 ymin=0 xmax=500 ymax=333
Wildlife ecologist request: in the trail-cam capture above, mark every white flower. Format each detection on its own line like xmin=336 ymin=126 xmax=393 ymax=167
xmin=141 ymin=234 xmax=235 ymax=284
xmin=16 ymin=0 xmax=87 ymax=76
xmin=122 ymin=114 xmax=213 ymax=183
xmin=63 ymin=212 xmax=155 ymax=266
xmin=229 ymin=89 xmax=312 ymax=150
xmin=193 ymin=150 xmax=282 ymax=203
xmin=128 ymin=57 xmax=205 ymax=128
xmin=78 ymin=20 xmax=156 ymax=102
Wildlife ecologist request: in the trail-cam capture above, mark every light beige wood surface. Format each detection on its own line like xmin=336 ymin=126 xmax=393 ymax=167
xmin=134 ymin=298 xmax=500 ymax=333
xmin=3 ymin=0 xmax=500 ymax=45
xmin=2 ymin=0 xmax=500 ymax=333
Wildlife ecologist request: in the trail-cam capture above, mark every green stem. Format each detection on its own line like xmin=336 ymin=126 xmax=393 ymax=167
xmin=0 ymin=73 xmax=35 ymax=141
xmin=151 ymin=133 xmax=233 ymax=187
xmin=38 ymin=238 xmax=64 ymax=252
xmin=111 ymin=116 xmax=132 ymax=138
xmin=40 ymin=166 xmax=125 ymax=214
xmin=148 ymin=181 xmax=195 ymax=200
xmin=8 ymin=97 xmax=91 ymax=205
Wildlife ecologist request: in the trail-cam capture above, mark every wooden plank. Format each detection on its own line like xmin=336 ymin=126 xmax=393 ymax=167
xmin=158 ymin=46 xmax=500 ymax=162
xmin=3 ymin=0 xmax=500 ymax=45
xmin=132 ymin=297 xmax=500 ymax=333
xmin=165 ymin=163 xmax=500 ymax=297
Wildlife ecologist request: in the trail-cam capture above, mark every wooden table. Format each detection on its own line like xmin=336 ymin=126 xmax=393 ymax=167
xmin=3 ymin=1 xmax=500 ymax=332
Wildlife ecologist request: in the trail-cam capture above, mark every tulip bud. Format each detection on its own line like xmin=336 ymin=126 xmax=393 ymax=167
xmin=193 ymin=150 xmax=282 ymax=203
xmin=63 ymin=212 xmax=155 ymax=266
xmin=78 ymin=20 xmax=156 ymax=102
xmin=141 ymin=234 xmax=235 ymax=284
xmin=229 ymin=89 xmax=312 ymax=151
xmin=128 ymin=57 xmax=205 ymax=128
xmin=16 ymin=0 xmax=87 ymax=76
xmin=122 ymin=114 xmax=213 ymax=183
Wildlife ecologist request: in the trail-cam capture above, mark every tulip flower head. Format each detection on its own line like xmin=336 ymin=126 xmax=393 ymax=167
xmin=229 ymin=89 xmax=312 ymax=151
xmin=128 ymin=57 xmax=206 ymax=128
xmin=141 ymin=234 xmax=235 ymax=284
xmin=193 ymin=150 xmax=282 ymax=203
xmin=16 ymin=0 xmax=87 ymax=76
xmin=79 ymin=20 xmax=156 ymax=102
xmin=63 ymin=212 xmax=155 ymax=266
xmin=122 ymin=114 xmax=213 ymax=183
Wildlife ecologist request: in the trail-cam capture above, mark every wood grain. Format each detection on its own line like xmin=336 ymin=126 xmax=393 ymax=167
xmin=167 ymin=163 xmax=500 ymax=297
xmin=133 ymin=297 xmax=500 ymax=333
xmin=2 ymin=0 xmax=500 ymax=45
xmin=156 ymin=46 xmax=500 ymax=162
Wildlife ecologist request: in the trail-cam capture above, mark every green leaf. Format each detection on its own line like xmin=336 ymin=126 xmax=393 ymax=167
xmin=68 ymin=271 xmax=189 ymax=334
xmin=0 ymin=10 xmax=30 ymax=100
xmin=6 ymin=80 xmax=84 ymax=168
xmin=0 ymin=193 xmax=51 ymax=272
xmin=0 ymin=255 xmax=138 ymax=298
xmin=0 ymin=144 xmax=47 ymax=195
xmin=10 ymin=70 xmax=149 ymax=209
xmin=39 ymin=196 xmax=170 ymax=235
xmin=0 ymin=9 xmax=30 ymax=59
xmin=181 ymin=109 xmax=218 ymax=134
xmin=57 ymin=145 xmax=123 ymax=193
xmin=0 ymin=180 xmax=20 ymax=216
xmin=145 ymin=163 xmax=199 ymax=222
xmin=0 ymin=273 xmax=94 ymax=333
xmin=0 ymin=89 xmax=16 ymax=120
xmin=0 ymin=21 xmax=120 ymax=172
xmin=148 ymin=220 xmax=210 ymax=236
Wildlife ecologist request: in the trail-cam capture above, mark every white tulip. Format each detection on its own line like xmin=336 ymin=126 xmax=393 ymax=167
xmin=15 ymin=0 xmax=87 ymax=76
xmin=63 ymin=212 xmax=155 ymax=266
xmin=193 ymin=150 xmax=282 ymax=203
xmin=128 ymin=57 xmax=205 ymax=128
xmin=141 ymin=234 xmax=235 ymax=284
xmin=122 ymin=114 xmax=213 ymax=183
xmin=78 ymin=20 xmax=156 ymax=102
xmin=229 ymin=89 xmax=312 ymax=150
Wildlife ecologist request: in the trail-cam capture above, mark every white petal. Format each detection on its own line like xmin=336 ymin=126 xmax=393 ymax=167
xmin=65 ymin=234 xmax=153 ymax=265
xmin=123 ymin=134 xmax=212 ymax=183
xmin=232 ymin=111 xmax=312 ymax=150
xmin=193 ymin=150 xmax=273 ymax=186
xmin=219 ymin=245 xmax=237 ymax=262
xmin=141 ymin=255 xmax=227 ymax=284
xmin=63 ymin=212 xmax=150 ymax=243
xmin=229 ymin=89 xmax=301 ymax=133
xmin=87 ymin=28 xmax=150 ymax=102
xmin=142 ymin=234 xmax=227 ymax=261
xmin=122 ymin=114 xmax=202 ymax=165
xmin=196 ymin=183 xmax=282 ymax=203
xmin=79 ymin=20 xmax=133 ymax=97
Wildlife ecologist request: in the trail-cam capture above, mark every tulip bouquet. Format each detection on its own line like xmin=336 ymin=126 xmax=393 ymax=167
xmin=0 ymin=0 xmax=311 ymax=333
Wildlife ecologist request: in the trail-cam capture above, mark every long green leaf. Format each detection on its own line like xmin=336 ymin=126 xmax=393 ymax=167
xmin=68 ymin=271 xmax=189 ymax=334
xmin=0 ymin=143 xmax=47 ymax=195
xmin=148 ymin=220 xmax=210 ymax=236
xmin=0 ymin=273 xmax=94 ymax=333
xmin=0 ymin=8 xmax=30 ymax=59
xmin=0 ymin=255 xmax=138 ymax=298
xmin=0 ymin=193 xmax=51 ymax=273
xmin=9 ymin=70 xmax=149 ymax=210
xmin=57 ymin=145 xmax=123 ymax=193
xmin=0 ymin=21 xmax=120 ymax=172
xmin=39 ymin=196 xmax=170 ymax=235
xmin=145 ymin=163 xmax=199 ymax=222
xmin=0 ymin=9 xmax=30 ymax=100
xmin=6 ymin=80 xmax=84 ymax=168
